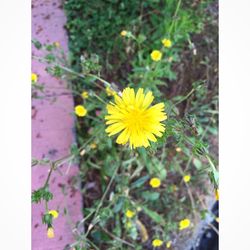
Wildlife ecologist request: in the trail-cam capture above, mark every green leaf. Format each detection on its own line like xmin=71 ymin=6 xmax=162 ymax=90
xmin=131 ymin=175 xmax=149 ymax=189
xmin=142 ymin=206 xmax=165 ymax=224
xmin=142 ymin=191 xmax=160 ymax=201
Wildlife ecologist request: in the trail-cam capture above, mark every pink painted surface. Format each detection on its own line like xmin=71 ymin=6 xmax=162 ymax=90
xmin=32 ymin=0 xmax=82 ymax=249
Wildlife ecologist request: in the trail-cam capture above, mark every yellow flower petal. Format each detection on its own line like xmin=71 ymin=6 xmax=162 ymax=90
xmin=81 ymin=91 xmax=89 ymax=99
xmin=120 ymin=30 xmax=127 ymax=36
xmin=166 ymin=241 xmax=172 ymax=248
xmin=31 ymin=73 xmax=38 ymax=83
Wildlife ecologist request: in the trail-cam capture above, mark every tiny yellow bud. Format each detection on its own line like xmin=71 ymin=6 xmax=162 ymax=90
xmin=152 ymin=239 xmax=163 ymax=247
xmin=90 ymin=143 xmax=97 ymax=149
xmin=183 ymin=175 xmax=191 ymax=183
xmin=54 ymin=42 xmax=60 ymax=48
xmin=106 ymin=86 xmax=116 ymax=96
xmin=166 ymin=241 xmax=172 ymax=248
xmin=47 ymin=227 xmax=55 ymax=238
xmin=75 ymin=105 xmax=87 ymax=117
xmin=150 ymin=50 xmax=162 ymax=61
xmin=31 ymin=73 xmax=38 ymax=83
xmin=48 ymin=210 xmax=59 ymax=219
xmin=176 ymin=147 xmax=182 ymax=152
xmin=149 ymin=178 xmax=161 ymax=188
xmin=215 ymin=189 xmax=219 ymax=201
xmin=125 ymin=209 xmax=135 ymax=218
xmin=120 ymin=30 xmax=127 ymax=36
xmin=179 ymin=218 xmax=191 ymax=230
xmin=81 ymin=91 xmax=89 ymax=99
xmin=162 ymin=38 xmax=172 ymax=48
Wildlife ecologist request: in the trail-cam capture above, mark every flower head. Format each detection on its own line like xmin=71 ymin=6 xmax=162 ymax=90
xmin=90 ymin=143 xmax=97 ymax=149
xmin=183 ymin=175 xmax=191 ymax=183
xmin=49 ymin=210 xmax=59 ymax=219
xmin=150 ymin=50 xmax=162 ymax=61
xmin=105 ymin=87 xmax=167 ymax=148
xmin=106 ymin=86 xmax=116 ymax=96
xmin=75 ymin=105 xmax=87 ymax=117
xmin=125 ymin=209 xmax=135 ymax=218
xmin=149 ymin=177 xmax=161 ymax=188
xmin=179 ymin=218 xmax=191 ymax=230
xmin=166 ymin=241 xmax=172 ymax=248
xmin=81 ymin=91 xmax=89 ymax=99
xmin=120 ymin=30 xmax=128 ymax=36
xmin=31 ymin=73 xmax=38 ymax=83
xmin=152 ymin=239 xmax=163 ymax=247
xmin=162 ymin=38 xmax=172 ymax=48
xmin=47 ymin=227 xmax=55 ymax=238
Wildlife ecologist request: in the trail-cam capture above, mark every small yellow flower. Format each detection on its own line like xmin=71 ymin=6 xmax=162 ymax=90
xmin=47 ymin=227 xmax=55 ymax=238
xmin=152 ymin=239 xmax=163 ymax=247
xmin=81 ymin=91 xmax=89 ymax=99
xmin=120 ymin=30 xmax=128 ymax=36
xmin=125 ymin=210 xmax=135 ymax=218
xmin=149 ymin=178 xmax=161 ymax=188
xmin=49 ymin=210 xmax=59 ymax=219
xmin=166 ymin=241 xmax=172 ymax=248
xmin=106 ymin=86 xmax=116 ymax=96
xmin=75 ymin=105 xmax=87 ymax=117
xmin=150 ymin=50 xmax=162 ymax=61
xmin=176 ymin=147 xmax=182 ymax=152
xmin=215 ymin=189 xmax=219 ymax=200
xmin=215 ymin=217 xmax=219 ymax=223
xmin=179 ymin=218 xmax=191 ymax=230
xmin=31 ymin=73 xmax=38 ymax=83
xmin=136 ymin=206 xmax=142 ymax=212
xmin=162 ymin=38 xmax=172 ymax=48
xmin=183 ymin=175 xmax=191 ymax=183
xmin=53 ymin=42 xmax=60 ymax=48
xmin=90 ymin=143 xmax=97 ymax=149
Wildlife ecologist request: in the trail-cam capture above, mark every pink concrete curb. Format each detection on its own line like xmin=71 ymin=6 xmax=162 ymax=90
xmin=32 ymin=0 xmax=82 ymax=249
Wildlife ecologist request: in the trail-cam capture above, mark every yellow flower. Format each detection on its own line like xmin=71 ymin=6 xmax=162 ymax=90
xmin=105 ymin=87 xmax=167 ymax=148
xmin=152 ymin=239 xmax=163 ymax=247
xmin=47 ymin=227 xmax=55 ymax=238
xmin=90 ymin=143 xmax=97 ymax=149
xmin=75 ymin=105 xmax=87 ymax=117
xmin=166 ymin=241 xmax=172 ymax=248
xmin=215 ymin=189 xmax=219 ymax=200
xmin=120 ymin=30 xmax=128 ymax=36
xmin=49 ymin=210 xmax=59 ymax=219
xmin=150 ymin=50 xmax=162 ymax=61
xmin=179 ymin=218 xmax=191 ymax=230
xmin=183 ymin=175 xmax=191 ymax=183
xmin=125 ymin=210 xmax=135 ymax=218
xmin=106 ymin=86 xmax=116 ymax=96
xmin=31 ymin=73 xmax=38 ymax=83
xmin=215 ymin=217 xmax=219 ymax=223
xmin=81 ymin=91 xmax=89 ymax=99
xmin=162 ymin=38 xmax=172 ymax=48
xmin=149 ymin=178 xmax=161 ymax=188
xmin=53 ymin=42 xmax=60 ymax=48
xmin=176 ymin=147 xmax=182 ymax=152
